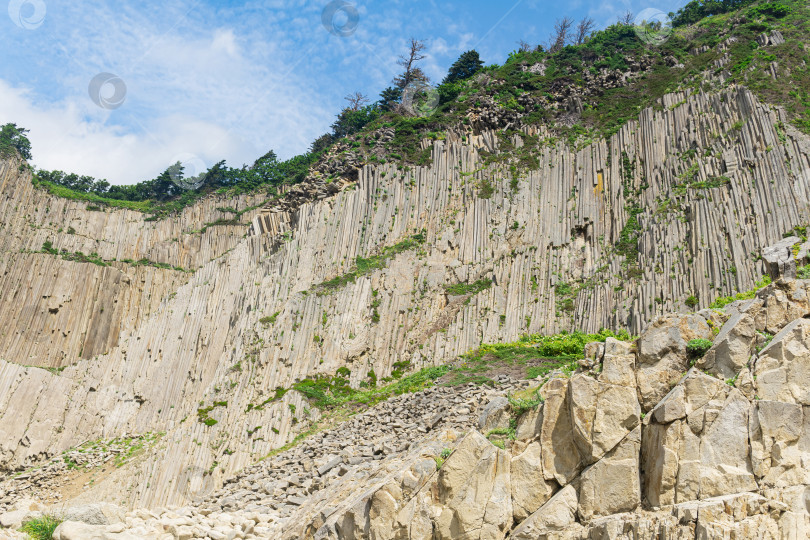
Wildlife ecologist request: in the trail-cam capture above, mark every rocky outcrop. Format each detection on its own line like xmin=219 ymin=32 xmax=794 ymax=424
xmin=3 ymin=281 xmax=810 ymax=538
xmin=279 ymin=282 xmax=810 ymax=539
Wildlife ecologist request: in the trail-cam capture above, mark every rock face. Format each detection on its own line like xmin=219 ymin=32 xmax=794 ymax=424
xmin=272 ymin=284 xmax=810 ymax=539
xmin=2 ymin=84 xmax=810 ymax=514
xmin=2 ymin=283 xmax=810 ymax=537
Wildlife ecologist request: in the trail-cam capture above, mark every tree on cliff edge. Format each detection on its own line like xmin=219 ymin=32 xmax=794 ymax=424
xmin=0 ymin=123 xmax=32 ymax=160
xmin=442 ymin=50 xmax=484 ymax=85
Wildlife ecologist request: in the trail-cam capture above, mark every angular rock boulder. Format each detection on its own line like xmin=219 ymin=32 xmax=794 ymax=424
xmin=577 ymin=426 xmax=641 ymax=521
xmin=510 ymin=485 xmax=579 ymax=540
xmin=642 ymin=370 xmax=757 ymax=506
xmin=434 ymin=431 xmax=511 ymax=540
xmin=636 ymin=313 xmax=713 ymax=411
xmin=754 ymin=318 xmax=810 ymax=404
xmin=697 ymin=312 xmax=756 ymax=379
xmin=763 ymin=236 xmax=800 ymax=281
xmin=477 ymin=397 xmax=510 ymax=433
xmin=749 ymin=400 xmax=808 ymax=488
xmin=539 ymin=377 xmax=582 ymax=485
xmin=510 ymin=441 xmax=556 ymax=521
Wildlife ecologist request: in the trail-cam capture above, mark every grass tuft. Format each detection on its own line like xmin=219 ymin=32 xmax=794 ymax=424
xmin=20 ymin=515 xmax=62 ymax=540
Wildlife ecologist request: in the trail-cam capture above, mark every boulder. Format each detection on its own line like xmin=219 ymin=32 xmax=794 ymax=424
xmin=636 ymin=314 xmax=713 ymax=411
xmin=749 ymin=400 xmax=807 ymax=487
xmin=697 ymin=312 xmax=756 ymax=379
xmin=0 ymin=499 xmax=44 ymax=530
xmin=741 ymin=280 xmax=810 ymax=334
xmin=641 ymin=371 xmax=757 ymax=505
xmin=510 ymin=441 xmax=555 ymax=521
xmin=567 ymin=372 xmax=639 ymax=465
xmin=577 ymin=426 xmax=641 ymax=521
xmin=477 ymin=397 xmax=510 ymax=433
xmin=763 ymin=237 xmax=800 ymax=281
xmin=434 ymin=434 xmax=511 ymax=540
xmin=698 ymin=389 xmax=756 ymax=499
xmin=61 ymin=504 xmax=125 ymax=526
xmin=754 ymin=318 xmax=810 ymax=404
xmin=513 ymin=404 xmax=543 ymax=441
xmin=510 ymin=485 xmax=579 ymax=540
xmin=437 ymin=430 xmax=492 ymax=502
xmin=52 ymin=522 xmax=147 ymax=540
xmin=0 ymin=510 xmax=41 ymax=531
xmin=539 ymin=377 xmax=582 ymax=485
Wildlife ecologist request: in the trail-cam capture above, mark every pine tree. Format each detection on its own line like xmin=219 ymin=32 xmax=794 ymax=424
xmin=442 ymin=50 xmax=484 ymax=85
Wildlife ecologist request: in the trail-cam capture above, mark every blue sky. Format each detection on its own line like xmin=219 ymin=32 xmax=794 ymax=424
xmin=1 ymin=0 xmax=686 ymax=184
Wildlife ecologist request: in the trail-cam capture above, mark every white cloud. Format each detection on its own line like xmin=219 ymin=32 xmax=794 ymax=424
xmin=0 ymin=1 xmax=335 ymax=184
xmin=0 ymin=79 xmax=259 ymax=183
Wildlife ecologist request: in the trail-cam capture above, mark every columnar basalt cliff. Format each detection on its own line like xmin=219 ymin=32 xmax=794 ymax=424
xmin=1 ymin=86 xmax=810 ymax=516
xmin=4 ymin=280 xmax=810 ymax=539
xmin=0 ymin=157 xmax=269 ymax=368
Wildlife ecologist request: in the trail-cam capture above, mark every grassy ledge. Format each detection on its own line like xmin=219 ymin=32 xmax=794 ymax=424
xmin=312 ymin=232 xmax=426 ymax=295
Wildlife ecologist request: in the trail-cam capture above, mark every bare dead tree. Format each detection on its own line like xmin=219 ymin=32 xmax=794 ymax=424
xmin=344 ymin=91 xmax=369 ymax=111
xmin=548 ymin=17 xmax=574 ymax=53
xmin=575 ymin=17 xmax=596 ymax=45
xmin=618 ymin=11 xmax=634 ymax=25
xmin=517 ymin=39 xmax=532 ymax=53
xmin=393 ymin=38 xmax=430 ymax=88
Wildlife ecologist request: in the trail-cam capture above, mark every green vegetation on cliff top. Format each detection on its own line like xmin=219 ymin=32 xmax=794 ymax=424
xmin=4 ymin=0 xmax=805 ymax=220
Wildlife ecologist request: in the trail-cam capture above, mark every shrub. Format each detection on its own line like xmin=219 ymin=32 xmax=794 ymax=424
xmin=747 ymin=2 xmax=790 ymax=19
xmin=710 ymin=275 xmax=771 ymax=308
xmin=42 ymin=240 xmax=57 ymax=255
xmin=445 ymin=279 xmax=492 ymax=296
xmin=508 ymin=388 xmax=544 ymax=416
xmin=686 ymin=338 xmax=713 ymax=358
xmin=20 ymin=515 xmax=62 ymax=540
xmin=478 ymin=179 xmax=495 ymax=199
xmin=685 ymin=295 xmax=699 ymax=308
xmin=434 ymin=447 xmax=453 ymax=470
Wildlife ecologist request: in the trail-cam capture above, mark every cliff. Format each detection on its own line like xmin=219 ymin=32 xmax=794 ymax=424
xmin=0 ymin=84 xmax=808 ymax=514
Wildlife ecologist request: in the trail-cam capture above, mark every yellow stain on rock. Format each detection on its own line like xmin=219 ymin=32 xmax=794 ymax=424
xmin=594 ymin=172 xmax=604 ymax=195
